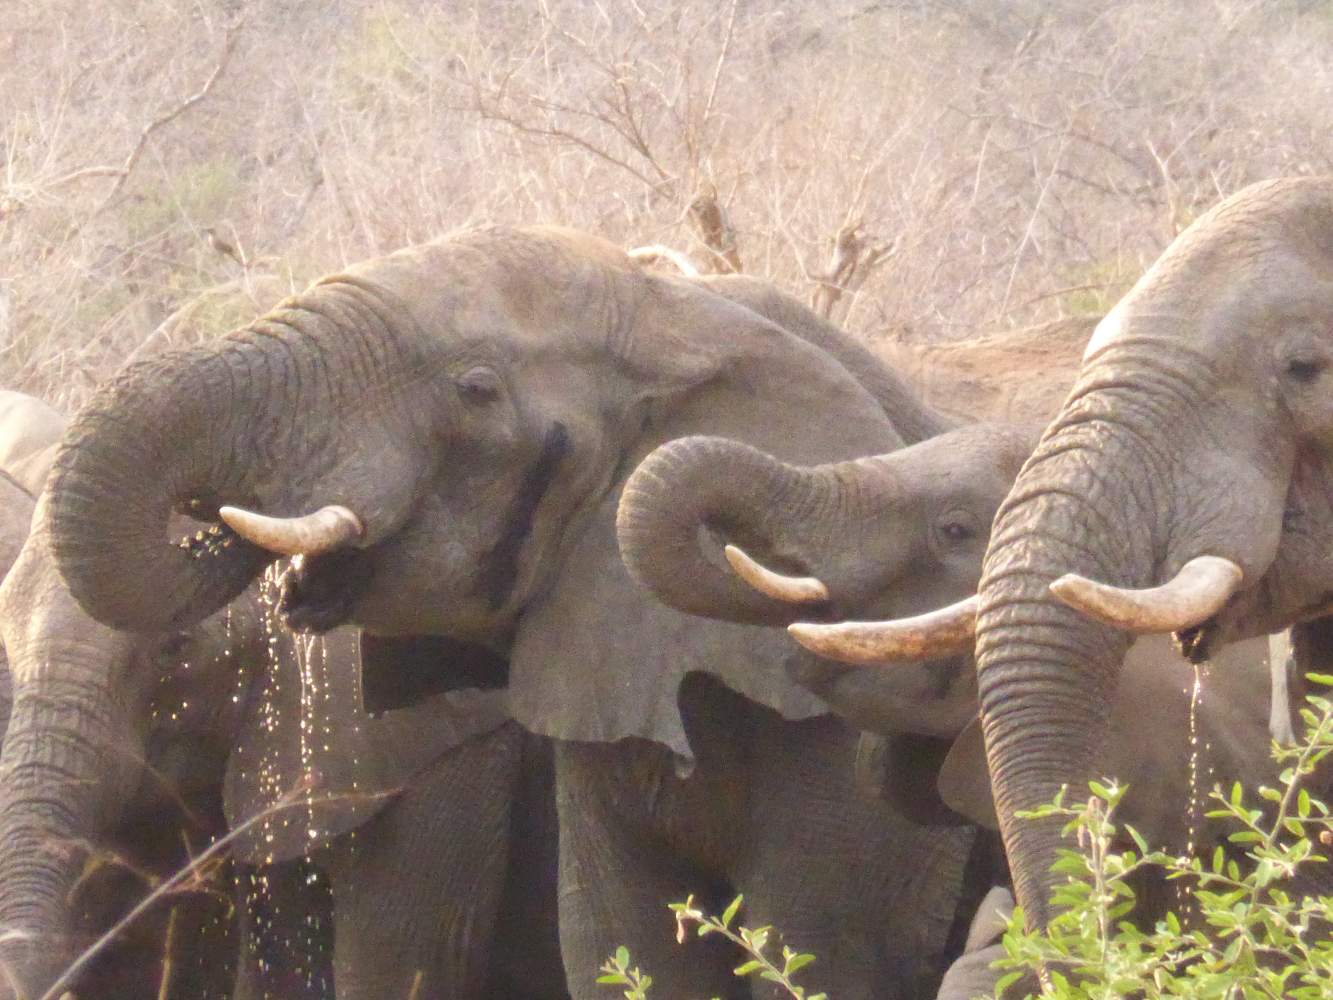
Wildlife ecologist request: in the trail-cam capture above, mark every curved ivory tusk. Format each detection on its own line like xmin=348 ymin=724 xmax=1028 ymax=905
xmin=218 ymin=504 xmax=363 ymax=557
xmin=788 ymin=595 xmax=979 ymax=664
xmin=627 ymin=244 xmax=701 ymax=277
xmin=723 ymin=543 xmax=829 ymax=604
xmin=1049 ymin=555 xmax=1243 ymax=634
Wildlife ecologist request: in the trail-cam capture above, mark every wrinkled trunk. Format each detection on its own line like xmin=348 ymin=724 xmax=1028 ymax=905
xmin=976 ymin=356 xmax=1288 ymax=928
xmin=617 ymin=436 xmax=868 ymax=624
xmin=48 ymin=288 xmax=425 ymax=633
xmin=49 ymin=341 xmax=288 ymax=633
xmin=0 ymin=647 xmax=141 ymax=999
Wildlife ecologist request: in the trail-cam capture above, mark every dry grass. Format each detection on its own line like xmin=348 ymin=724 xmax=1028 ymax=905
xmin=3 ymin=0 xmax=1332 ymax=410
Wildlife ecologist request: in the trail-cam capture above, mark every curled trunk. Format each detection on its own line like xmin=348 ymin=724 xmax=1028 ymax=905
xmin=617 ymin=436 xmax=855 ymax=625
xmin=48 ymin=287 xmax=427 ymax=634
xmin=48 ymin=344 xmax=279 ymax=632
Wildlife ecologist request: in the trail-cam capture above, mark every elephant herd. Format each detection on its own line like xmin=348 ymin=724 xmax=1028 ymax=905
xmin=0 ymin=177 xmax=1329 ymax=999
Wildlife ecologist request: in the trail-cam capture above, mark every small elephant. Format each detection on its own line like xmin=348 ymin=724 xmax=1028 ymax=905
xmin=45 ymin=228 xmax=988 ymax=998
xmin=0 ymin=402 xmax=563 ymax=999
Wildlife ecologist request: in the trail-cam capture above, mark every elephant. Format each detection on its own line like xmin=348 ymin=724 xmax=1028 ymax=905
xmin=961 ymin=176 xmax=1333 ymax=934
xmin=0 ymin=400 xmax=563 ymax=998
xmin=617 ymin=418 xmax=1284 ymax=996
xmin=42 ymin=225 xmax=994 ymax=999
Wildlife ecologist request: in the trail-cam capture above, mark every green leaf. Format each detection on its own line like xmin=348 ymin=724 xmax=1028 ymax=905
xmin=785 ymin=953 xmax=816 ymax=973
xmin=732 ymin=960 xmax=763 ymax=977
xmin=721 ymin=895 xmax=743 ymax=929
xmin=616 ymin=946 xmax=630 ymax=968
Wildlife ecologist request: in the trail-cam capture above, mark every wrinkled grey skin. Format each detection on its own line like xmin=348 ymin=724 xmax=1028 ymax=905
xmin=44 ymin=228 xmax=982 ymax=998
xmin=0 ymin=399 xmax=560 ymax=999
xmin=935 ymin=887 xmax=1012 ymax=1000
xmin=974 ymin=177 xmax=1333 ymax=930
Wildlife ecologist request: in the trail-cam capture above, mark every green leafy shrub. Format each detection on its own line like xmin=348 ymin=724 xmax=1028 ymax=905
xmin=994 ymin=674 xmax=1333 ymax=999
xmin=598 ymin=893 xmax=825 ymax=999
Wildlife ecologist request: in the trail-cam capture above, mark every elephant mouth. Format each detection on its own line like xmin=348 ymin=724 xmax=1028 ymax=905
xmin=278 ymin=549 xmax=375 ymax=633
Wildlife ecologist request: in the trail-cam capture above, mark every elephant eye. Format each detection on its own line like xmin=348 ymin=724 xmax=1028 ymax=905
xmin=935 ymin=516 xmax=978 ymax=545
xmin=456 ymin=366 xmax=503 ymax=404
xmin=1285 ymin=357 xmax=1324 ymax=382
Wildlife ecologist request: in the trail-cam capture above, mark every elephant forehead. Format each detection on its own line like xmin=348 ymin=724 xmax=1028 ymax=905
xmin=320 ymin=228 xmax=641 ymax=352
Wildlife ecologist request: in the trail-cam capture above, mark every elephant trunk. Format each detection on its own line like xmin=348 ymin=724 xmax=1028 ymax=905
xmin=976 ymin=363 xmax=1287 ymax=929
xmin=48 ymin=286 xmax=427 ymax=634
xmin=0 ymin=637 xmax=143 ymax=998
xmin=48 ymin=342 xmax=284 ymax=632
xmin=617 ymin=435 xmax=861 ymax=625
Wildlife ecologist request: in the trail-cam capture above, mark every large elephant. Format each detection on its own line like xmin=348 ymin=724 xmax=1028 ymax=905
xmin=43 ymin=227 xmax=986 ymax=998
xmin=0 ymin=401 xmax=561 ymax=998
xmin=828 ymin=177 xmax=1333 ymax=933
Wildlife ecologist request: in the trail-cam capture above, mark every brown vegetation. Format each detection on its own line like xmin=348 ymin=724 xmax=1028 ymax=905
xmin=3 ymin=0 xmax=1333 ymax=409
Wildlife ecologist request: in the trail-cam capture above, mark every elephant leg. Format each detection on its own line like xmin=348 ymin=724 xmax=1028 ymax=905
xmin=231 ymin=857 xmax=336 ymax=1000
xmin=318 ymin=722 xmax=523 ymax=1000
xmin=553 ymin=739 xmax=745 ymax=1000
xmin=485 ymin=732 xmax=570 ymax=1000
xmin=734 ymin=716 xmax=976 ymax=1000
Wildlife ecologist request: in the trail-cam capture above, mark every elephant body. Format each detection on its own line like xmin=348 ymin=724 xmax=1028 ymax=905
xmin=877 ymin=316 xmax=1098 ymax=425
xmin=42 ymin=227 xmax=1002 ymax=996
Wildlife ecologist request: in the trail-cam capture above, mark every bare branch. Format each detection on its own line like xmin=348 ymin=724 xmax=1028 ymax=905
xmin=87 ymin=21 xmax=244 ymax=217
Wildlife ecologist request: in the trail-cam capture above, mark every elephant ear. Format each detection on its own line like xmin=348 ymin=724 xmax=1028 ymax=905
xmin=508 ymin=280 xmax=905 ymax=755
xmin=225 ymin=623 xmax=511 ymax=862
xmin=856 ymin=731 xmax=977 ymax=826
xmin=359 ymin=632 xmax=509 ymax=714
xmin=938 ymin=718 xmax=999 ymax=830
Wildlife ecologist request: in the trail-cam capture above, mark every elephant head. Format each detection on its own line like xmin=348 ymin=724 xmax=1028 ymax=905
xmin=43 ymin=227 xmax=914 ymax=757
xmin=616 ymin=422 xmax=1041 ymax=740
xmin=952 ymin=177 xmax=1333 ymax=928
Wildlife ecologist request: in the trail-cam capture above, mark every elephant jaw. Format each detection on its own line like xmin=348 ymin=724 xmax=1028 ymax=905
xmin=278 ymin=549 xmax=376 ymax=633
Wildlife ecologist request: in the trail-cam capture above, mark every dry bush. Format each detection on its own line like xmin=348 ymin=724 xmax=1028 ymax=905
xmin=3 ymin=0 xmax=1333 ymax=410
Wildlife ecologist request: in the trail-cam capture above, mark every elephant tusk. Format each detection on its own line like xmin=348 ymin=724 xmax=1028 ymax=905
xmin=218 ymin=504 xmax=363 ymax=557
xmin=788 ymin=595 xmax=978 ymax=664
xmin=724 ymin=543 xmax=829 ymax=604
xmin=627 ymin=244 xmax=701 ymax=277
xmin=1049 ymin=555 xmax=1243 ymax=634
